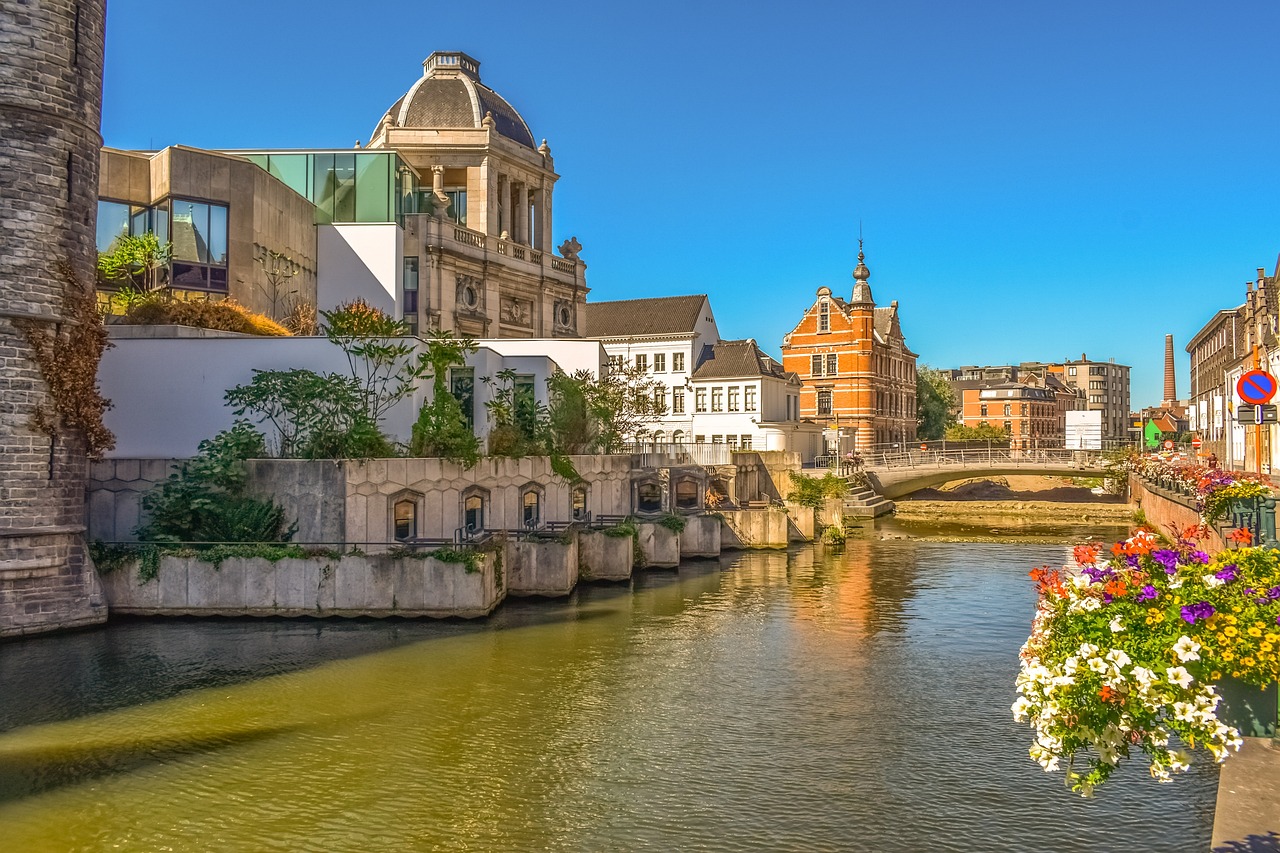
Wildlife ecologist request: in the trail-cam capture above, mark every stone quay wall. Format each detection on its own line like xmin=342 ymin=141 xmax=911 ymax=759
xmin=0 ymin=0 xmax=110 ymax=638
xmin=1129 ymin=474 xmax=1226 ymax=552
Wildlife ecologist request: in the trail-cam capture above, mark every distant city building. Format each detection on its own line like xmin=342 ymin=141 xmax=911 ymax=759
xmin=1186 ymin=306 xmax=1241 ymax=463
xmin=584 ymin=295 xmax=822 ymax=457
xmin=947 ymin=365 xmax=1083 ymax=447
xmin=1036 ymin=355 xmax=1132 ymax=444
xmin=95 ymin=52 xmax=588 ymax=338
xmin=780 ymin=244 xmax=918 ymax=452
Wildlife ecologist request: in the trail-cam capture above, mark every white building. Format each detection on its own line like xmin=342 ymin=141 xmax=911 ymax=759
xmin=584 ymin=295 xmax=823 ymax=458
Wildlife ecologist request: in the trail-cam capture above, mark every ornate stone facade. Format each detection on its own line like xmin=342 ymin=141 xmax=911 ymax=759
xmin=368 ymin=52 xmax=588 ymax=339
xmin=1 ymin=0 xmax=109 ymax=636
xmin=780 ymin=245 xmax=918 ymax=452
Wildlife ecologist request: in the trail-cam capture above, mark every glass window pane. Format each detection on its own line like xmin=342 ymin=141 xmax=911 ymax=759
xmin=312 ymin=153 xmax=335 ymax=223
xmin=333 ymin=153 xmax=356 ymax=222
xmin=153 ymin=200 xmax=169 ymax=246
xmin=356 ymin=153 xmax=390 ymax=222
xmin=170 ymin=199 xmax=209 ymax=262
xmin=266 ymin=154 xmax=309 ymax=198
xmin=171 ymin=262 xmax=207 ymax=288
xmin=95 ymin=201 xmax=129 ymax=253
xmin=208 ymin=203 xmax=227 ymax=265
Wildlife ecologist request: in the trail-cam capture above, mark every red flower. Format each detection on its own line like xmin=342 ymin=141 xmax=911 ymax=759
xmin=1229 ymin=527 xmax=1254 ymax=545
xmin=1073 ymin=544 xmax=1101 ymax=566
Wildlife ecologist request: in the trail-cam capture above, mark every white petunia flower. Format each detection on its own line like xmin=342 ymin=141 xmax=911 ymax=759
xmin=1203 ymin=574 xmax=1225 ymax=588
xmin=1105 ymin=649 xmax=1131 ymax=668
xmin=1109 ymin=615 xmax=1125 ymax=632
xmin=1078 ymin=643 xmax=1100 ymax=658
xmin=1172 ymin=636 xmax=1201 ymax=662
xmin=1166 ymin=666 xmax=1194 ymax=689
xmin=1011 ymin=697 xmax=1032 ymax=721
xmin=1087 ymin=658 xmax=1109 ymax=674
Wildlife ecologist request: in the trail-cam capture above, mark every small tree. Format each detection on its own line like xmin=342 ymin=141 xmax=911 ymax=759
xmin=944 ymin=422 xmax=1010 ymax=442
xmin=546 ymin=363 xmax=668 ymax=454
xmin=916 ymin=365 xmax=958 ymax=440
xmin=97 ymin=232 xmax=172 ymax=293
xmin=255 ymin=247 xmax=301 ymax=320
xmin=322 ymin=299 xmax=427 ymax=424
xmin=409 ymin=330 xmax=480 ymax=467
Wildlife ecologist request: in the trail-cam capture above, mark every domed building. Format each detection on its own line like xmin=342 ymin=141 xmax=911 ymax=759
xmin=364 ymin=51 xmax=587 ymax=339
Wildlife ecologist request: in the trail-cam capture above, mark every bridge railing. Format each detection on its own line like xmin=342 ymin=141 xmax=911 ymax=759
xmin=867 ymin=447 xmax=1104 ymax=471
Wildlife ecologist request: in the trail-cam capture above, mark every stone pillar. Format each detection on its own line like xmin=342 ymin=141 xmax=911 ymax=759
xmin=540 ymin=181 xmax=554 ymax=252
xmin=0 ymin=0 xmax=110 ymax=637
xmin=516 ymin=182 xmax=529 ymax=246
xmin=430 ymin=165 xmax=451 ymax=220
xmin=482 ymin=157 xmax=497 ymax=236
xmin=495 ymin=173 xmax=508 ymax=237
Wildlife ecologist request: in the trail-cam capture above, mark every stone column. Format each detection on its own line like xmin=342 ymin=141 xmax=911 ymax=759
xmin=515 ymin=182 xmax=529 ymax=246
xmin=430 ymin=165 xmax=450 ymax=220
xmin=495 ymin=173 xmax=508 ymax=238
xmin=0 ymin=0 xmax=110 ymax=637
xmin=540 ymin=180 xmax=554 ymax=252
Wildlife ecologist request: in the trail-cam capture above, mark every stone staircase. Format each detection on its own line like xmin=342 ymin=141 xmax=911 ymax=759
xmin=843 ymin=484 xmax=895 ymax=518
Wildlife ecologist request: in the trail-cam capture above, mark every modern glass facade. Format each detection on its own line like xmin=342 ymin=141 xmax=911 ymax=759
xmin=97 ymin=197 xmax=226 ymax=293
xmin=238 ymin=151 xmax=420 ymax=225
xmin=96 ymin=199 xmax=169 ymax=254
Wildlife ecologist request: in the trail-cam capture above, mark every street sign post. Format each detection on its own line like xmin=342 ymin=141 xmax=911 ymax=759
xmin=1239 ymin=405 xmax=1259 ymax=424
xmin=1163 ymin=439 xmax=1174 ymax=450
xmin=1192 ymin=437 xmax=1202 ymax=449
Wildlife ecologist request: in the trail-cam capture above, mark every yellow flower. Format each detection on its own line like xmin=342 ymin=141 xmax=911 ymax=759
xmin=1145 ymin=617 xmax=1155 ymax=626
xmin=1211 ymin=671 xmax=1223 ymax=680
xmin=1265 ymin=633 xmax=1279 ymax=644
xmin=1223 ymin=651 xmax=1235 ymax=662
xmin=1226 ymin=615 xmax=1238 ymax=625
xmin=1243 ymin=657 xmax=1257 ymax=668
xmin=1261 ymin=642 xmax=1274 ymax=653
xmin=1248 ymin=626 xmax=1263 ymax=638
xmin=1217 ymin=632 xmax=1229 ymax=644
xmin=1225 ymin=626 xmax=1239 ymax=638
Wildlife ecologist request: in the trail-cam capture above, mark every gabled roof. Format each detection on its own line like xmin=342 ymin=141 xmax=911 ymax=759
xmin=692 ymin=339 xmax=797 ymax=382
xmin=584 ymin=295 xmax=708 ymax=339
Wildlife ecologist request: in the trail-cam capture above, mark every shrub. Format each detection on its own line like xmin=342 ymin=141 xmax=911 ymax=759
xmin=124 ymin=296 xmax=291 ymax=336
xmin=786 ymin=472 xmax=849 ymax=508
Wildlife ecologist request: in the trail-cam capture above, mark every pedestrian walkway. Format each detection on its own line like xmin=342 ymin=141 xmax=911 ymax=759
xmin=1212 ymin=737 xmax=1280 ymax=852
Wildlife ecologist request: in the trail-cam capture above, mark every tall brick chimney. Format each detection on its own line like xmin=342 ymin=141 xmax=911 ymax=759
xmin=1163 ymin=334 xmax=1176 ymax=404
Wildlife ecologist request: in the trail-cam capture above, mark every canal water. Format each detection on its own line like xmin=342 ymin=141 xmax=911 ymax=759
xmin=0 ymin=539 xmax=1214 ymax=852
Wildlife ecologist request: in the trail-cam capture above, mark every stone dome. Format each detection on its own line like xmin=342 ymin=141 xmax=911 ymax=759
xmin=374 ymin=52 xmax=535 ymax=149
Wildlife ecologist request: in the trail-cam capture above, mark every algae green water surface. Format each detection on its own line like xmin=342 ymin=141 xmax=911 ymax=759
xmin=0 ymin=543 xmax=1214 ymax=852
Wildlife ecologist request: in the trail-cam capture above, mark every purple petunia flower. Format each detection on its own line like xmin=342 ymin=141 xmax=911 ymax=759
xmin=1152 ymin=550 xmax=1179 ymax=574
xmin=1268 ymin=586 xmax=1280 ymax=601
xmin=1215 ymin=564 xmax=1239 ymax=583
xmin=1181 ymin=601 xmax=1216 ymax=625
xmin=1189 ymin=551 xmax=1210 ymax=564
xmin=1136 ymin=585 xmax=1158 ymax=602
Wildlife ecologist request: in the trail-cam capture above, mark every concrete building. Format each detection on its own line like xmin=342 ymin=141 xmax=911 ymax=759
xmin=584 ymin=295 xmax=822 ymax=458
xmin=1 ymin=0 xmax=110 ymax=637
xmin=1020 ymin=356 xmax=1131 ymax=444
xmin=96 ymin=52 xmax=588 ymax=339
xmin=97 ymin=146 xmax=320 ymax=319
xmin=780 ymin=244 xmax=918 ymax=452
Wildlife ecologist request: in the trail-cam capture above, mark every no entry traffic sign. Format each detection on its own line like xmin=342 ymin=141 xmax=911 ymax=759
xmin=1237 ymin=370 xmax=1278 ymax=405
xmin=1192 ymin=437 xmax=1203 ymax=448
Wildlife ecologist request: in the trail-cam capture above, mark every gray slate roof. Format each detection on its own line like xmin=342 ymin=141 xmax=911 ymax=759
xmin=584 ymin=295 xmax=708 ymax=338
xmin=692 ymin=339 xmax=797 ymax=382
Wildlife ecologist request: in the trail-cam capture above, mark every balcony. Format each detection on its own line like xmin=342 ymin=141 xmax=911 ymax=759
xmin=407 ymin=214 xmax=581 ymax=284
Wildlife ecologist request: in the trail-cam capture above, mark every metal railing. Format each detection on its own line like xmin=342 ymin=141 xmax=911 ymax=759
xmin=622 ymin=442 xmax=733 ymax=466
xmin=866 ymin=447 xmax=1105 ymax=471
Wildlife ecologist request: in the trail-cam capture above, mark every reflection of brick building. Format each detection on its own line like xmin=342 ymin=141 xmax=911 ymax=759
xmin=780 ymin=244 xmax=917 ymax=452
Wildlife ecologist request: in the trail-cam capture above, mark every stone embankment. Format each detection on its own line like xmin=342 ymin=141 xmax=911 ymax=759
xmin=893 ymin=500 xmax=1134 ymax=526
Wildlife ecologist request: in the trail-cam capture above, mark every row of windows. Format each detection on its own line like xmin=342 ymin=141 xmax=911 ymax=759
xmin=628 ymin=352 xmax=687 ymax=373
xmin=692 ymin=385 xmax=757 ymax=413
xmin=393 ymin=484 xmax=589 ymax=542
xmin=811 ymin=353 xmax=839 ymax=377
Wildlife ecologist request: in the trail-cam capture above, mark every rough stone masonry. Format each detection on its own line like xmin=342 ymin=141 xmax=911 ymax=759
xmin=0 ymin=0 xmax=109 ymax=636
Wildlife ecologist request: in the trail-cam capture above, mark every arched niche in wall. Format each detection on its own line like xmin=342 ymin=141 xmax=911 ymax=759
xmin=389 ymin=489 xmax=426 ymax=542
xmin=460 ymin=485 xmax=489 ymax=539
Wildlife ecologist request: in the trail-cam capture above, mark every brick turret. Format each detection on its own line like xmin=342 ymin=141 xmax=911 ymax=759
xmin=0 ymin=0 xmax=109 ymax=636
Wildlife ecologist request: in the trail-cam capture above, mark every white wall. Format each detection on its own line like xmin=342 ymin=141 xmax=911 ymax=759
xmin=317 ymin=223 xmax=402 ymax=314
xmin=481 ymin=338 xmax=607 ymax=378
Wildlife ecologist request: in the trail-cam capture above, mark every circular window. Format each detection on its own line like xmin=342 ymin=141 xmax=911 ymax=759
xmin=462 ymin=285 xmax=478 ymax=308
xmin=557 ymin=305 xmax=572 ymax=326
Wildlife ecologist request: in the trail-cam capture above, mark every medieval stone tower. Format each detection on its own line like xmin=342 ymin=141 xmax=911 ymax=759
xmin=0 ymin=0 xmax=109 ymax=636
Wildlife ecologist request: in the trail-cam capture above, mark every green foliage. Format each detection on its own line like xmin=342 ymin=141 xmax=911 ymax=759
xmin=601 ymin=519 xmax=638 ymax=539
xmin=821 ymin=524 xmax=846 ymax=546
xmin=916 ymin=365 xmax=958 ymax=440
xmin=136 ymin=422 xmax=296 ymax=545
xmin=408 ymin=330 xmax=481 ymax=466
xmin=91 ymin=541 xmax=343 ymax=584
xmin=1203 ymin=481 xmax=1273 ymax=524
xmin=944 ymin=422 xmax=1010 ymax=442
xmin=484 ymin=368 xmax=549 ymax=457
xmin=786 ymin=472 xmax=849 ymax=508
xmin=546 ymin=366 xmax=669 ymax=454
xmin=97 ymin=232 xmax=171 ymax=292
xmin=658 ymin=513 xmax=687 ymax=534
xmin=322 ymin=299 xmax=427 ymax=424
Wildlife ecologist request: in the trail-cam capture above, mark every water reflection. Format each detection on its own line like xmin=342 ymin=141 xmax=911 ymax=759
xmin=0 ymin=544 xmax=1214 ymax=852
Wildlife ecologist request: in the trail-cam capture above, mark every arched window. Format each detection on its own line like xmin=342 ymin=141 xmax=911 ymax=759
xmin=672 ymin=429 xmax=685 ymax=445
xmin=674 ymin=477 xmax=701 ymax=512
xmin=461 ymin=487 xmax=488 ymax=539
xmin=571 ymin=485 xmax=589 ymax=521
xmin=653 ymin=430 xmax=665 ymax=443
xmin=521 ymin=485 xmax=542 ymax=529
xmin=635 ymin=480 xmax=663 ymax=514
xmin=393 ymin=498 xmax=417 ymax=541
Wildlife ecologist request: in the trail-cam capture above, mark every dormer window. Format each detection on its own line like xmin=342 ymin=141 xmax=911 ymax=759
xmin=818 ymin=299 xmax=830 ymax=333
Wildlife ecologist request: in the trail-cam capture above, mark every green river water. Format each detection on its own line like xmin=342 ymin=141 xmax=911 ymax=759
xmin=0 ymin=533 xmax=1214 ymax=852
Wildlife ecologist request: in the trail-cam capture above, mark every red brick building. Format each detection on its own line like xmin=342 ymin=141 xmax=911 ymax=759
xmin=780 ymin=245 xmax=917 ymax=452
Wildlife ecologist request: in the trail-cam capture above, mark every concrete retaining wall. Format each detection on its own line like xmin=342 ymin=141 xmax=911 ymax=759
xmin=98 ymin=552 xmax=502 ymax=618
xmin=1129 ymin=475 xmax=1225 ymax=551
xmin=784 ymin=502 xmax=815 ymax=541
xmin=505 ymin=536 xmax=578 ymax=597
xmin=87 ymin=459 xmax=181 ymax=543
xmin=679 ymin=515 xmax=722 ymax=558
xmin=637 ymin=523 xmax=680 ymax=568
xmin=719 ymin=509 xmax=792 ymax=549
xmin=577 ymin=530 xmax=633 ymax=581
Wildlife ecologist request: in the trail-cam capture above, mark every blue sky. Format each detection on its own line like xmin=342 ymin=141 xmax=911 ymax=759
xmin=101 ymin=0 xmax=1280 ymax=407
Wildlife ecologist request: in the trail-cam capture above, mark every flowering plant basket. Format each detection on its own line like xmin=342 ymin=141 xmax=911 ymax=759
xmin=1014 ymin=527 xmax=1280 ymax=795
